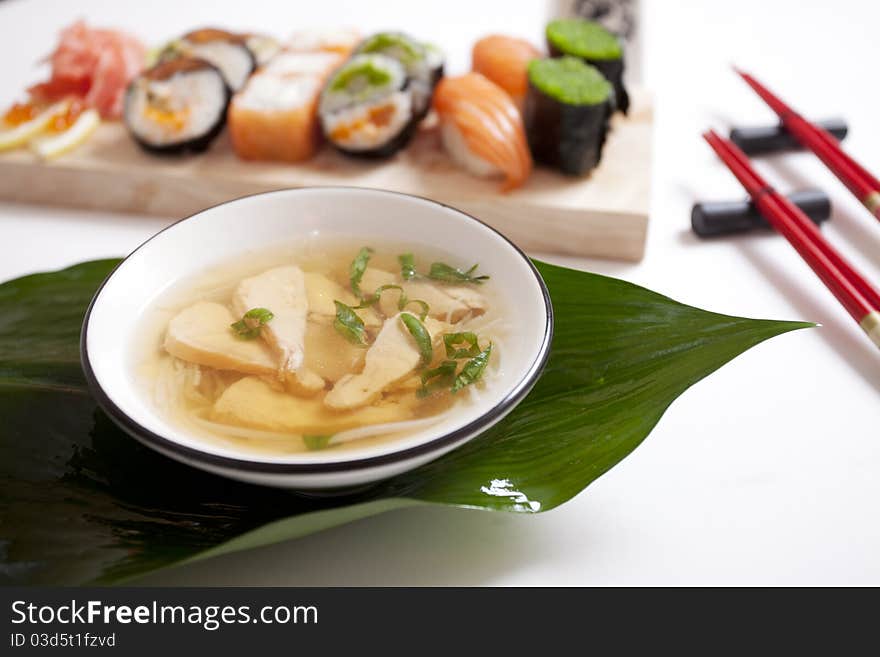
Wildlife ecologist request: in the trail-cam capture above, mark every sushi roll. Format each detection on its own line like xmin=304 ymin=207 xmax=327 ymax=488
xmin=423 ymin=42 xmax=446 ymax=89
xmin=319 ymin=53 xmax=418 ymax=158
xmin=471 ymin=35 xmax=541 ymax=112
xmin=229 ymin=51 xmax=343 ymax=162
xmin=353 ymin=32 xmax=442 ymax=119
xmin=244 ymin=33 xmax=282 ymax=67
xmin=524 ymin=56 xmax=613 ymax=176
xmin=124 ymin=57 xmax=230 ymax=154
xmin=433 ymin=73 xmax=532 ymax=191
xmin=163 ymin=28 xmax=256 ymax=92
xmin=287 ymin=28 xmax=361 ymax=56
xmin=545 ymin=19 xmax=629 ymax=114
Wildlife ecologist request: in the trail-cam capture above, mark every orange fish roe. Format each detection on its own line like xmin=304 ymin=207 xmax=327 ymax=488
xmin=46 ymin=101 xmax=84 ymax=133
xmin=329 ymin=104 xmax=395 ymax=141
xmin=143 ymin=105 xmax=190 ymax=132
xmin=2 ymin=102 xmax=39 ymax=127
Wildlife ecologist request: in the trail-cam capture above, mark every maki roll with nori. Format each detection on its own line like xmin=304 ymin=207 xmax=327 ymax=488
xmin=546 ymin=19 xmax=629 ymax=114
xmin=319 ymin=54 xmax=418 ymax=158
xmin=524 ymin=56 xmax=613 ymax=176
xmin=354 ymin=32 xmax=443 ymax=119
xmin=160 ymin=28 xmax=256 ymax=92
xmin=124 ymin=58 xmax=230 ymax=154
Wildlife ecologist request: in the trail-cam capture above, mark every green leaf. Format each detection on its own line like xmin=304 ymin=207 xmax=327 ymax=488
xmin=349 ymin=247 xmax=373 ymax=298
xmin=427 ymin=262 xmax=489 ymax=285
xmin=399 ymin=313 xmax=433 ymax=366
xmin=0 ymin=259 xmax=812 ymax=584
xmin=333 ymin=300 xmax=367 ymax=346
xmin=451 ymin=343 xmax=492 ymax=393
xmin=230 ymin=307 xmax=274 ymax=340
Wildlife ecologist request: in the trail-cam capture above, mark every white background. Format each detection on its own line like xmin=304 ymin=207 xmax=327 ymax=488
xmin=1 ymin=0 xmax=878 ymax=585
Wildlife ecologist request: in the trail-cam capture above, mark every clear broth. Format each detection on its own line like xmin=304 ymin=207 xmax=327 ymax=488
xmin=131 ymin=238 xmax=506 ymax=456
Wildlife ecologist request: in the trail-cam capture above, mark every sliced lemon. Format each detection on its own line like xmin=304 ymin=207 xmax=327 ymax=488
xmin=0 ymin=100 xmax=70 ymax=152
xmin=30 ymin=109 xmax=100 ymax=160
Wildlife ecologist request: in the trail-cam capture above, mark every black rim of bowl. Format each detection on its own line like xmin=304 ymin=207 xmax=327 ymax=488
xmin=80 ymin=187 xmax=554 ymax=474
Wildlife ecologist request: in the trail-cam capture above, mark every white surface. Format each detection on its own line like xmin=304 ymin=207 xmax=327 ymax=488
xmin=1 ymin=0 xmax=878 ymax=585
xmin=86 ymin=187 xmax=550 ymax=487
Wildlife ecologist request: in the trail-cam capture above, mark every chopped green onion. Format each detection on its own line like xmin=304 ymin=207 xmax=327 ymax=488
xmin=443 ymin=332 xmax=481 ymax=359
xmin=402 ymin=299 xmax=430 ymax=321
xmin=356 ymin=284 xmax=429 ymax=321
xmin=303 ymin=435 xmax=332 ymax=450
xmin=357 ymin=284 xmax=404 ymax=309
xmin=399 ymin=313 xmax=433 ymax=366
xmin=230 ymin=307 xmax=274 ymax=340
xmin=427 ymin=262 xmax=489 ymax=285
xmin=418 ymin=360 xmax=457 ymax=398
xmin=452 ymin=343 xmax=492 ymax=393
xmin=349 ymin=247 xmax=373 ymax=298
xmin=333 ymin=300 xmax=368 ymax=346
xmin=398 ymin=253 xmax=417 ymax=280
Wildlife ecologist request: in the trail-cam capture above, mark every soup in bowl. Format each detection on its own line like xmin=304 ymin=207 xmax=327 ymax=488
xmin=82 ymin=188 xmax=553 ymax=489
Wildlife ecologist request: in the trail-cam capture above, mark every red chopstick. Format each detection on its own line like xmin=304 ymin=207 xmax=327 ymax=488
xmin=703 ymin=129 xmax=880 ymax=348
xmin=735 ymin=68 xmax=880 ymax=220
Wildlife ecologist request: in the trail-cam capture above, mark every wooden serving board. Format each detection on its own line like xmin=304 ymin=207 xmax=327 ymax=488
xmin=0 ymin=90 xmax=652 ymax=261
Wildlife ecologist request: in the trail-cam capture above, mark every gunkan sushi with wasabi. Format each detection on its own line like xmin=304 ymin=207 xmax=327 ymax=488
xmin=318 ymin=53 xmax=418 ymax=158
xmin=546 ymin=18 xmax=629 ymax=114
xmin=524 ymin=56 xmax=613 ymax=176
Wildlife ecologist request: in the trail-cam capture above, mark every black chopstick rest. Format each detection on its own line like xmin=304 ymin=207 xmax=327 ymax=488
xmin=691 ymin=189 xmax=831 ymax=237
xmin=730 ymin=118 xmax=848 ymax=156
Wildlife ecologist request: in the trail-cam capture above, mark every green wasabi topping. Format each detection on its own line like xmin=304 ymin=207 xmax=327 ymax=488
xmin=330 ymin=59 xmax=393 ymax=92
xmin=546 ymin=19 xmax=622 ymax=61
xmin=528 ymin=57 xmax=612 ymax=106
xmin=359 ymin=32 xmax=424 ymax=65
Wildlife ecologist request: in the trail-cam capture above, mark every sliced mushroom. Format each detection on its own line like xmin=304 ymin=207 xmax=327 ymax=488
xmin=212 ymin=376 xmax=415 ymax=435
xmin=324 ymin=313 xmax=445 ymax=410
xmin=303 ymin=271 xmax=381 ymax=327
xmin=376 ymin=279 xmax=487 ymax=323
xmin=164 ymin=301 xmax=277 ymax=375
xmin=232 ymin=265 xmax=324 ymax=393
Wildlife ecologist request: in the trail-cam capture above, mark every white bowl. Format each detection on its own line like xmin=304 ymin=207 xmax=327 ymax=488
xmin=81 ymin=187 xmax=553 ymax=489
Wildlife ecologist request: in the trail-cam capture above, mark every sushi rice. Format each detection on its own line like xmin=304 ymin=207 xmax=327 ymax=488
xmin=319 ymin=53 xmax=419 ymax=157
xmin=124 ymin=58 xmax=230 ymax=154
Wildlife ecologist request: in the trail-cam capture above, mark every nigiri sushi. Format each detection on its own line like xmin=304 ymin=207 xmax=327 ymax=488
xmin=229 ymin=51 xmax=342 ymax=162
xmin=471 ymin=35 xmax=541 ymax=111
xmin=433 ymin=72 xmax=532 ymax=191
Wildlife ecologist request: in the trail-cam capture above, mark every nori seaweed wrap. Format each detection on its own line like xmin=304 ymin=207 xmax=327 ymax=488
xmin=546 ymin=19 xmax=629 ymax=115
xmin=319 ymin=53 xmax=420 ymax=158
xmin=524 ymin=57 xmax=613 ymax=176
xmin=124 ymin=57 xmax=231 ymax=155
xmin=354 ymin=32 xmax=443 ymax=119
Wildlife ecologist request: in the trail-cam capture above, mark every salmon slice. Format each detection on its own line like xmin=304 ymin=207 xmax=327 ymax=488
xmin=472 ymin=35 xmax=541 ymax=109
xmin=433 ymin=73 xmax=532 ymax=191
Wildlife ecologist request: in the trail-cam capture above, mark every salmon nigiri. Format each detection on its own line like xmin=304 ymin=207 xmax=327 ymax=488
xmin=433 ymin=73 xmax=532 ymax=191
xmin=472 ymin=35 xmax=541 ymax=111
